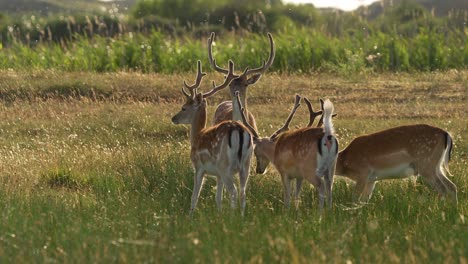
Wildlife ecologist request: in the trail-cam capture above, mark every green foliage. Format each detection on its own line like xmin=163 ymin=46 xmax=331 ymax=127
xmin=1 ymin=28 xmax=466 ymax=73
xmin=0 ymin=14 xmax=122 ymax=46
xmin=42 ymin=167 xmax=86 ymax=190
xmin=392 ymin=0 xmax=429 ymax=23
xmin=0 ymin=0 xmax=466 ymax=73
xmin=368 ymin=33 xmax=410 ymax=71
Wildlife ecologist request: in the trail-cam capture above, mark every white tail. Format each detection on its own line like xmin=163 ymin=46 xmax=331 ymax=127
xmin=227 ymin=126 xmax=252 ymax=164
xmin=322 ymin=99 xmax=334 ymax=136
xmin=443 ymin=133 xmax=453 ymax=176
xmin=241 ymin=130 xmax=252 ymax=164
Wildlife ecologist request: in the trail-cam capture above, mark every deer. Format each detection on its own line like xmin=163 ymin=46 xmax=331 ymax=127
xmin=207 ymin=32 xmax=275 ymax=133
xmin=171 ymin=60 xmax=254 ymax=216
xmin=235 ymin=92 xmax=339 ymax=210
xmin=331 ymin=124 xmax=457 ymax=203
xmin=300 ymin=99 xmax=457 ymax=203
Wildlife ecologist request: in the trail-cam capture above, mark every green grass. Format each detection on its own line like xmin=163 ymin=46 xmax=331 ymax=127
xmin=0 ymin=70 xmax=466 ymax=262
xmin=1 ymin=29 xmax=466 ymax=73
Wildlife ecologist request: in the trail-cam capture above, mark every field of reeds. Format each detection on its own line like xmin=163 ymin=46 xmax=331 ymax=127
xmin=1 ymin=28 xmax=466 ymax=73
xmin=0 ymin=69 xmax=466 ymax=262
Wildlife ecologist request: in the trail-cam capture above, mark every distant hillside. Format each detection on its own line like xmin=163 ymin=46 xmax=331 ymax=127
xmin=1 ymin=0 xmax=466 ymax=18
xmin=0 ymin=0 xmax=137 ymax=15
xmin=358 ymin=0 xmax=468 ymax=19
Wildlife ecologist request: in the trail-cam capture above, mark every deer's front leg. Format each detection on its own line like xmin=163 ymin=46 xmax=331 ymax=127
xmin=324 ymin=168 xmax=335 ymax=209
xmin=190 ymin=168 xmax=205 ymax=216
xmin=282 ymin=174 xmax=292 ymax=208
xmin=294 ymin=178 xmax=304 ymax=209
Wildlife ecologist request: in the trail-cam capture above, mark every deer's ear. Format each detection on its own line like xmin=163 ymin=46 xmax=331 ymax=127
xmin=247 ymin=74 xmax=262 ymax=85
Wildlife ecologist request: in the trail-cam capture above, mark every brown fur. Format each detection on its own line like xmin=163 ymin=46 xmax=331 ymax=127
xmin=172 ymin=92 xmax=254 ymax=215
xmin=275 ymin=127 xmax=325 ymax=157
xmin=274 ymin=127 xmax=325 ymax=184
xmin=271 ymin=127 xmax=336 ymax=209
xmin=212 ymin=101 xmax=258 ymax=132
xmin=192 ymin=121 xmax=250 ymax=162
xmin=336 ymin=124 xmax=457 ymax=202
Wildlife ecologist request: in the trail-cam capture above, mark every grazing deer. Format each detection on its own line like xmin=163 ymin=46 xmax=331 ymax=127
xmin=332 ymin=124 xmax=457 ymax=203
xmin=171 ymin=61 xmax=253 ymax=216
xmin=236 ymin=93 xmax=339 ymax=210
xmin=207 ymin=32 xmax=275 ymax=132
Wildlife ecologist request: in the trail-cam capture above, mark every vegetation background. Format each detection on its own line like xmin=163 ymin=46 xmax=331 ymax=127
xmin=0 ymin=0 xmax=466 ymax=73
xmin=0 ymin=0 xmax=466 ymax=262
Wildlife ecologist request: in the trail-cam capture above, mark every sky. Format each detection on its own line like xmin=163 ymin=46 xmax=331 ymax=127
xmin=283 ymin=0 xmax=380 ymax=11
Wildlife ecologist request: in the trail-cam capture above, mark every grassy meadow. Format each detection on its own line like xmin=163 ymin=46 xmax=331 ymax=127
xmin=1 ymin=30 xmax=466 ymax=73
xmin=0 ymin=69 xmax=466 ymax=262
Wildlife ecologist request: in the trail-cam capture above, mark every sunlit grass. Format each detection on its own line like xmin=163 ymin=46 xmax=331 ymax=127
xmin=0 ymin=71 xmax=465 ymax=262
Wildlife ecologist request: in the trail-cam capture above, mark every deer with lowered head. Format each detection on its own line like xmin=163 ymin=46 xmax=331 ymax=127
xmin=236 ymin=93 xmax=339 ymax=210
xmin=300 ymin=99 xmax=457 ymax=203
xmin=335 ymin=125 xmax=457 ymax=203
xmin=171 ymin=60 xmax=254 ymax=216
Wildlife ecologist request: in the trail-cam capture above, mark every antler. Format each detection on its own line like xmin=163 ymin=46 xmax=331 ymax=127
xmin=303 ymin=97 xmax=323 ymax=127
xmin=270 ymin=94 xmax=301 ymax=140
xmin=242 ymin=33 xmax=275 ymax=77
xmin=235 ymin=91 xmax=259 ymax=138
xmin=182 ymin=60 xmax=206 ymax=99
xmin=208 ymin=32 xmax=230 ymax=74
xmin=208 ymin=32 xmax=275 ymax=78
xmin=202 ymin=60 xmax=238 ymax=98
xmin=316 ymin=98 xmax=337 ymax=127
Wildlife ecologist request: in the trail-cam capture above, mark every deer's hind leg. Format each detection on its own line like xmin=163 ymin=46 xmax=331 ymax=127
xmin=281 ymin=173 xmax=292 ymax=208
xmin=436 ymin=167 xmax=458 ymax=203
xmin=239 ymin=163 xmax=252 ymax=216
xmin=294 ymin=178 xmax=304 ymax=208
xmin=223 ymin=172 xmax=238 ymax=210
xmin=215 ymin=177 xmax=224 ymax=211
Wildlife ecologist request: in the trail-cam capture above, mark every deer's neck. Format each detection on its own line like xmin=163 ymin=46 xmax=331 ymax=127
xmin=190 ymin=106 xmax=207 ymax=146
xmin=264 ymin=139 xmax=276 ymax=162
xmin=257 ymin=138 xmax=276 ymax=163
xmin=231 ymin=94 xmax=247 ymax=122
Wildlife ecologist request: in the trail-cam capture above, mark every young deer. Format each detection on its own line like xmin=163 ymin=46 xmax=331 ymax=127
xmin=171 ymin=61 xmax=253 ymax=216
xmin=236 ymin=93 xmax=339 ymax=210
xmin=208 ymin=32 xmax=275 ymax=132
xmin=333 ymin=124 xmax=457 ymax=203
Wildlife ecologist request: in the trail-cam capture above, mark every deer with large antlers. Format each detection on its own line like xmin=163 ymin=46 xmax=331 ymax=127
xmin=334 ymin=125 xmax=457 ymax=203
xmin=208 ymin=32 xmax=275 ymax=132
xmin=171 ymin=61 xmax=253 ymax=216
xmin=236 ymin=93 xmax=339 ymax=210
